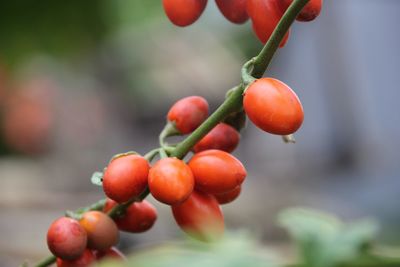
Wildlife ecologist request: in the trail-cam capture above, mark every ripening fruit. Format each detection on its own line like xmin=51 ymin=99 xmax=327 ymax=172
xmin=95 ymin=247 xmax=126 ymax=261
xmin=247 ymin=0 xmax=290 ymax=46
xmin=79 ymin=211 xmax=119 ymax=251
xmin=103 ymin=154 xmax=150 ymax=203
xmin=148 ymin=158 xmax=194 ymax=205
xmin=243 ymin=78 xmax=304 ymax=135
xmin=215 ymin=0 xmax=249 ymax=24
xmin=172 ymin=191 xmax=224 ymax=241
xmin=214 ymin=186 xmax=241 ymax=204
xmin=56 ymin=249 xmax=95 ymax=267
xmin=104 ymin=199 xmax=157 ymax=233
xmin=163 ymin=0 xmax=208 ymax=27
xmin=279 ymin=0 xmax=322 ymax=21
xmin=188 ymin=149 xmax=246 ymax=194
xmin=193 ymin=123 xmax=240 ymax=153
xmin=47 ymin=217 xmax=87 ymax=260
xmin=167 ymin=96 xmax=209 ymax=134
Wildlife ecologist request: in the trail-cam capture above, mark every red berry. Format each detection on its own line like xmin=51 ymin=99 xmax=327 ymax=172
xmin=163 ymin=0 xmax=208 ymax=27
xmin=172 ymin=191 xmax=224 ymax=241
xmin=104 ymin=199 xmax=157 ymax=233
xmin=188 ymin=149 xmax=246 ymax=194
xmin=103 ymin=154 xmax=150 ymax=203
xmin=243 ymin=78 xmax=304 ymax=135
xmin=167 ymin=96 xmax=209 ymax=134
xmin=148 ymin=158 xmax=194 ymax=205
xmin=193 ymin=123 xmax=240 ymax=153
xmin=56 ymin=249 xmax=95 ymax=267
xmin=279 ymin=0 xmax=322 ymax=22
xmin=214 ymin=186 xmax=241 ymax=204
xmin=47 ymin=217 xmax=87 ymax=260
xmin=95 ymin=247 xmax=126 ymax=261
xmin=247 ymin=0 xmax=290 ymax=46
xmin=79 ymin=211 xmax=119 ymax=251
xmin=215 ymin=0 xmax=249 ymax=24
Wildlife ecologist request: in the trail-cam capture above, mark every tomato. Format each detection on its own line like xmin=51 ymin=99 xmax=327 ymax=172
xmin=104 ymin=199 xmax=157 ymax=233
xmin=163 ymin=0 xmax=208 ymax=27
xmin=279 ymin=0 xmax=322 ymax=22
xmin=79 ymin=211 xmax=119 ymax=251
xmin=214 ymin=186 xmax=241 ymax=204
xmin=47 ymin=217 xmax=87 ymax=260
xmin=188 ymin=149 xmax=246 ymax=194
xmin=167 ymin=96 xmax=209 ymax=134
xmin=148 ymin=158 xmax=194 ymax=205
xmin=56 ymin=249 xmax=95 ymax=267
xmin=247 ymin=0 xmax=290 ymax=46
xmin=215 ymin=0 xmax=249 ymax=24
xmin=95 ymin=247 xmax=126 ymax=261
xmin=193 ymin=123 xmax=240 ymax=153
xmin=243 ymin=78 xmax=304 ymax=135
xmin=172 ymin=191 xmax=224 ymax=241
xmin=103 ymin=154 xmax=150 ymax=203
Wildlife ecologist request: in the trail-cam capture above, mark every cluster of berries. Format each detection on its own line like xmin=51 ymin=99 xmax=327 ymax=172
xmin=43 ymin=1 xmax=309 ymax=265
xmin=45 ymin=76 xmax=304 ymax=265
xmin=103 ymin=96 xmax=245 ymax=242
xmin=163 ymin=0 xmax=322 ymax=46
xmin=47 ymin=213 xmax=124 ymax=266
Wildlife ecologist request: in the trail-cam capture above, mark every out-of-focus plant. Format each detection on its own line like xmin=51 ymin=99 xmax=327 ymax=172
xmin=96 ymin=208 xmax=400 ymax=267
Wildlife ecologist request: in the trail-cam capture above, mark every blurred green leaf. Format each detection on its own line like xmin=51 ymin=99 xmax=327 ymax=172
xmin=278 ymin=208 xmax=379 ymax=267
xmin=98 ymin=233 xmax=279 ymax=267
xmin=0 ymin=1 xmax=108 ymax=67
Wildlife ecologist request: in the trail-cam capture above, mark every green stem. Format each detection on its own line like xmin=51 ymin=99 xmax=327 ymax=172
xmin=33 ymin=255 xmax=56 ymax=267
xmin=107 ymin=187 xmax=150 ymax=218
xmin=170 ymin=85 xmax=244 ymax=159
xmin=159 ymin=122 xmax=180 ymax=150
xmin=144 ymin=148 xmax=160 ymax=162
xmin=251 ymin=0 xmax=310 ymax=78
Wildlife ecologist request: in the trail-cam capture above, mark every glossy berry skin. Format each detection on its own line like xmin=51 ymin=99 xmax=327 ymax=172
xmin=103 ymin=154 xmax=150 ymax=203
xmin=172 ymin=191 xmax=224 ymax=242
xmin=279 ymin=0 xmax=322 ymax=21
xmin=56 ymin=249 xmax=95 ymax=267
xmin=214 ymin=186 xmax=241 ymax=204
xmin=167 ymin=96 xmax=209 ymax=134
xmin=104 ymin=199 xmax=157 ymax=233
xmin=243 ymin=78 xmax=304 ymax=135
xmin=215 ymin=0 xmax=249 ymax=24
xmin=148 ymin=158 xmax=194 ymax=205
xmin=95 ymin=247 xmax=126 ymax=261
xmin=79 ymin=211 xmax=119 ymax=251
xmin=188 ymin=149 xmax=246 ymax=194
xmin=193 ymin=123 xmax=240 ymax=153
xmin=163 ymin=0 xmax=208 ymax=27
xmin=47 ymin=217 xmax=87 ymax=260
xmin=247 ymin=0 xmax=290 ymax=46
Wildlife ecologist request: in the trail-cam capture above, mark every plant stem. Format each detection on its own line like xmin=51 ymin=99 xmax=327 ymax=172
xmin=107 ymin=187 xmax=150 ymax=218
xmin=170 ymin=85 xmax=244 ymax=159
xmin=159 ymin=122 xmax=180 ymax=150
xmin=34 ymin=255 xmax=56 ymax=267
xmin=252 ymin=0 xmax=310 ymax=78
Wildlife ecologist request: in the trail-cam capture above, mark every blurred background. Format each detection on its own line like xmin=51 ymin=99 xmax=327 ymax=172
xmin=0 ymin=0 xmax=399 ymax=265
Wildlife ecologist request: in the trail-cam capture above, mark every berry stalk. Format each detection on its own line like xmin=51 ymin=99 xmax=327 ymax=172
xmin=251 ymin=0 xmax=310 ymax=78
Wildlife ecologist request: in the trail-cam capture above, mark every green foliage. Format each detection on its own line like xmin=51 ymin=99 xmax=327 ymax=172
xmin=0 ymin=1 xmax=108 ymax=66
xmin=98 ymin=233 xmax=279 ymax=267
xmin=94 ymin=208 xmax=400 ymax=267
xmin=278 ymin=208 xmax=379 ymax=267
